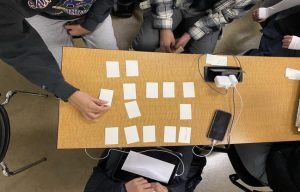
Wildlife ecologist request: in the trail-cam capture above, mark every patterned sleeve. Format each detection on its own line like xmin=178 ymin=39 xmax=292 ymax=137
xmin=151 ymin=0 xmax=175 ymax=29
xmin=188 ymin=0 xmax=257 ymax=40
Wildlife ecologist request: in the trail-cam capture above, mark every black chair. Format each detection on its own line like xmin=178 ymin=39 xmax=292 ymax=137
xmin=0 ymin=90 xmax=47 ymax=176
xmin=197 ymin=144 xmax=270 ymax=191
xmin=226 ymin=145 xmax=270 ymax=192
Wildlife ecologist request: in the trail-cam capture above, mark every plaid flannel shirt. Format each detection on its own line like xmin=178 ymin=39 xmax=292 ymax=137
xmin=150 ymin=0 xmax=257 ymax=40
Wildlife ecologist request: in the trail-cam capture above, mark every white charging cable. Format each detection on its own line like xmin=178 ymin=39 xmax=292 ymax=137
xmin=228 ymin=86 xmax=243 ymax=144
xmin=213 ymin=75 xmax=244 ymax=145
xmin=228 ymin=75 xmax=243 ymax=144
xmin=192 ymin=140 xmax=217 ymax=158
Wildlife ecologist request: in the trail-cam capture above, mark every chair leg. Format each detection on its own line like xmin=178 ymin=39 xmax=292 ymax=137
xmin=229 ymin=174 xmax=253 ymax=192
xmin=1 ymin=90 xmax=48 ymax=106
xmin=0 ymin=157 xmax=47 ymax=176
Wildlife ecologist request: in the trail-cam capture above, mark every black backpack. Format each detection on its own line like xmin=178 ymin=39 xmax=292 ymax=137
xmin=266 ymin=142 xmax=300 ymax=192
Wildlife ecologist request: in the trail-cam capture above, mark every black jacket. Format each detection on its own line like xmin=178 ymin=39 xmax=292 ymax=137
xmin=84 ymin=147 xmax=206 ymax=192
xmin=0 ymin=0 xmax=113 ymax=101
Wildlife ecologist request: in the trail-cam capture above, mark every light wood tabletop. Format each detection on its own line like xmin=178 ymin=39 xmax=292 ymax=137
xmin=58 ymin=47 xmax=300 ymax=149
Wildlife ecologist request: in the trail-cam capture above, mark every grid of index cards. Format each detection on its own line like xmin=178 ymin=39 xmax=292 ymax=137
xmin=59 ymin=48 xmax=256 ymax=149
xmin=101 ymin=60 xmax=195 ymax=146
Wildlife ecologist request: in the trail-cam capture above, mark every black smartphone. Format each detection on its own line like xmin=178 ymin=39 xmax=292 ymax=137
xmin=207 ymin=110 xmax=232 ymax=141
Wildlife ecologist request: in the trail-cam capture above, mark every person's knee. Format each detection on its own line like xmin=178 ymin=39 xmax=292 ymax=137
xmin=132 ymin=36 xmax=158 ymax=51
xmin=187 ymin=31 xmax=221 ymax=54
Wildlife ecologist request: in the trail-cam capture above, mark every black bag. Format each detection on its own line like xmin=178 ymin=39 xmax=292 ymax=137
xmin=266 ymin=142 xmax=300 ymax=192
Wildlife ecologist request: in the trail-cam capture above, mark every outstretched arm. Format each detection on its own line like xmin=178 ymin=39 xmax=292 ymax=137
xmin=254 ymin=0 xmax=300 ymax=22
xmin=0 ymin=1 xmax=110 ymax=121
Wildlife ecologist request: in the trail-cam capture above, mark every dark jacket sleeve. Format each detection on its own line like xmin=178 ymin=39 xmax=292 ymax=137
xmin=80 ymin=0 xmax=114 ymax=32
xmin=0 ymin=2 xmax=78 ymax=101
xmin=84 ymin=166 xmax=126 ymax=192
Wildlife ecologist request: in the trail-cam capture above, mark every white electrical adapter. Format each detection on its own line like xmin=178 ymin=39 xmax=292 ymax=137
xmin=214 ymin=76 xmax=232 ymax=89
xmin=229 ymin=75 xmax=238 ymax=87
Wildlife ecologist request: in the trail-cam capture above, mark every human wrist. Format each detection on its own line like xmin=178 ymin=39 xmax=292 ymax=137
xmin=54 ymin=80 xmax=78 ymax=102
xmin=183 ymin=32 xmax=191 ymax=41
xmin=68 ymin=91 xmax=80 ymax=104
xmin=160 ymin=29 xmax=172 ymax=34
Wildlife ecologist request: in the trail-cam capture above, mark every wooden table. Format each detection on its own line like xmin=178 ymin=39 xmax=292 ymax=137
xmin=57 ymin=47 xmax=300 ymax=149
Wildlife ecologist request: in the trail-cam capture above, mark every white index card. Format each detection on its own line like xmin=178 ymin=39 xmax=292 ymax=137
xmin=286 ymin=68 xmax=300 ymax=80
xmin=123 ymin=83 xmax=136 ymax=100
xmin=105 ymin=127 xmax=118 ymax=145
xmin=125 ymin=101 xmax=141 ymax=119
xmin=178 ymin=127 xmax=191 ymax=144
xmin=206 ymin=54 xmax=227 ymax=66
xmin=99 ymin=89 xmax=114 ymax=106
xmin=143 ymin=126 xmax=156 ymax=143
xmin=258 ymin=8 xmax=268 ymax=20
xmin=124 ymin=126 xmax=140 ymax=144
xmin=106 ymin=61 xmax=120 ymax=78
xmin=183 ymin=82 xmax=195 ymax=98
xmin=164 ymin=126 xmax=176 ymax=143
xmin=121 ymin=151 xmax=175 ymax=184
xmin=163 ymin=82 xmax=175 ymax=98
xmin=126 ymin=60 xmax=139 ymax=77
xmin=180 ymin=104 xmax=192 ymax=120
xmin=146 ymin=82 xmax=158 ymax=98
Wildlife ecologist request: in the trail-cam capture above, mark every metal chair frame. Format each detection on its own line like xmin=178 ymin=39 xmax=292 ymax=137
xmin=0 ymin=90 xmax=48 ymax=176
xmin=212 ymin=145 xmax=271 ymax=192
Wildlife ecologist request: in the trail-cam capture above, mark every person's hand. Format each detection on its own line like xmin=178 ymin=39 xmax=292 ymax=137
xmin=68 ymin=91 xmax=110 ymax=121
xmin=282 ymin=35 xmax=293 ymax=49
xmin=64 ymin=23 xmax=90 ymax=36
xmin=150 ymin=182 xmax=168 ymax=192
xmin=252 ymin=9 xmax=265 ymax=23
xmin=160 ymin=29 xmax=176 ymax=53
xmin=174 ymin=32 xmax=191 ymax=50
xmin=125 ymin=178 xmax=154 ymax=192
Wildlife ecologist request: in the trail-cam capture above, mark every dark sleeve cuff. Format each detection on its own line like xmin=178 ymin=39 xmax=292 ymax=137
xmin=80 ymin=18 xmax=98 ymax=32
xmin=53 ymin=80 xmax=78 ymax=102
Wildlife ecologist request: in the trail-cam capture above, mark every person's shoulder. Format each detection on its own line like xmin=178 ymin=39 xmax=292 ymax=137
xmin=0 ymin=0 xmax=17 ymax=18
xmin=0 ymin=0 xmax=21 ymax=12
xmin=0 ymin=0 xmax=19 ymax=6
xmin=0 ymin=0 xmax=35 ymax=18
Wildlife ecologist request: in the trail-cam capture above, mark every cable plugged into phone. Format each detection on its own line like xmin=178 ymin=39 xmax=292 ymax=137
xmin=193 ymin=75 xmax=242 ymax=158
xmin=213 ymin=75 xmax=243 ymax=145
